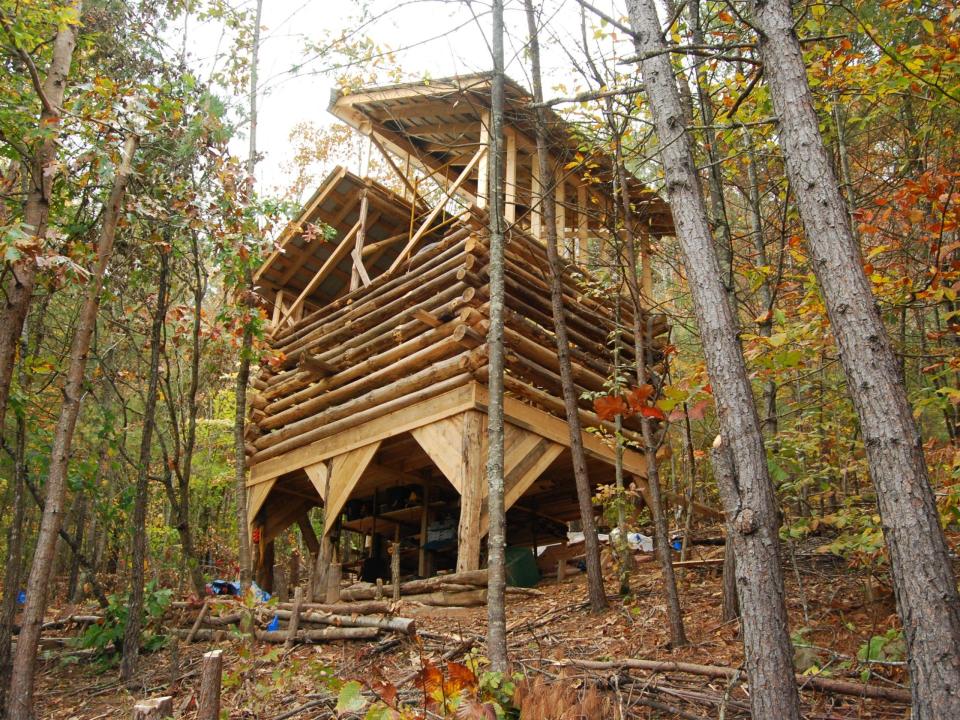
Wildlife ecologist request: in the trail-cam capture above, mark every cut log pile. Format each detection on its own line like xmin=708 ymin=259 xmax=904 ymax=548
xmin=246 ymin=218 xmax=669 ymax=465
xmin=170 ymin=596 xmax=418 ymax=646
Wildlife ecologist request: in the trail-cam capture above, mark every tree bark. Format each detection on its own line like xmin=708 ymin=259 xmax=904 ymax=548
xmin=485 ymin=0 xmax=509 ymax=673
xmin=750 ymin=1 xmax=960 ymax=714
xmin=624 ymin=1 xmax=801 ymax=717
xmin=525 ymin=0 xmax=607 ymax=614
xmin=0 ymin=0 xmax=82 ymax=437
xmin=8 ymin=132 xmax=138 ymax=719
xmin=120 ymin=248 xmax=169 ymax=682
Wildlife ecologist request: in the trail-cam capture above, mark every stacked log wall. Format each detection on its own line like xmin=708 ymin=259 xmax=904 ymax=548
xmin=246 ymin=222 xmax=668 ymax=468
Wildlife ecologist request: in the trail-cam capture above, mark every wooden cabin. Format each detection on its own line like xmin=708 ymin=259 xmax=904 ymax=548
xmin=245 ymin=74 xmax=679 ymax=592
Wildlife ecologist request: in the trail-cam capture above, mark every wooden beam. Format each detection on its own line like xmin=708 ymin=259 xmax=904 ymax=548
xmin=387 ymin=145 xmax=487 ymax=273
xmin=350 ymin=189 xmax=370 ymax=291
xmin=476 ymin=112 xmax=490 ymax=210
xmin=247 ymin=478 xmax=277 ymax=528
xmin=247 ymin=383 xmax=478 ymax=486
xmin=323 ymin=441 xmax=382 ymax=537
xmin=480 ymin=430 xmax=564 ymax=536
xmin=531 ymin=150 xmax=542 ymax=240
xmin=577 ymin=184 xmax=589 ymax=264
xmin=369 ymin=134 xmax=425 ymax=208
xmin=456 ymin=410 xmax=485 ymax=572
xmin=304 ymin=461 xmax=330 ymax=500
xmin=255 ymin=166 xmax=348 ymax=283
xmin=297 ymin=514 xmax=321 ymax=556
xmin=505 ymin=129 xmax=517 ymax=224
xmin=411 ymin=415 xmax=470 ymax=493
xmin=276 ymin=219 xmax=362 ymax=330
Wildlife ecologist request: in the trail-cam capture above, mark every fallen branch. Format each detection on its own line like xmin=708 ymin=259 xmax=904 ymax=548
xmin=555 ymin=657 xmax=911 ymax=703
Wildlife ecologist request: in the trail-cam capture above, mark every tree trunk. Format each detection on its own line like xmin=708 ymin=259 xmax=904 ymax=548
xmin=0 ymin=0 xmax=82 ymax=437
xmin=0 ymin=416 xmax=29 ymax=716
xmin=120 ymin=249 xmax=169 ymax=682
xmin=613 ymin=131 xmax=686 ymax=645
xmin=712 ymin=439 xmax=741 ymax=623
xmin=624 ymin=1 xmax=801 ymax=717
xmin=234 ymin=0 xmax=264 ymax=594
xmin=8 ymin=132 xmax=138 ymax=719
xmin=485 ymin=0 xmax=509 ymax=673
xmin=750 ymin=1 xmax=960 ymax=714
xmin=524 ymin=0 xmax=607 ymax=614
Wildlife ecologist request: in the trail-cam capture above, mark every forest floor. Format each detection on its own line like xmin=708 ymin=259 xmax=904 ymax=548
xmin=32 ymin=543 xmax=916 ymax=719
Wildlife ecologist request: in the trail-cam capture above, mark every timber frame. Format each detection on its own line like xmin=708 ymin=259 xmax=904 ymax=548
xmin=244 ymin=74 xmax=702 ymax=590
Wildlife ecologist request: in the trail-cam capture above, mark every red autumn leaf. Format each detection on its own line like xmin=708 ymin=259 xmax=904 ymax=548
xmin=594 ymin=394 xmax=628 ymax=422
xmin=415 ymin=661 xmax=443 ymax=695
xmin=445 ymin=661 xmax=477 ymax=693
xmin=640 ymin=405 xmax=667 ymax=421
xmin=625 ymin=384 xmax=655 ymax=413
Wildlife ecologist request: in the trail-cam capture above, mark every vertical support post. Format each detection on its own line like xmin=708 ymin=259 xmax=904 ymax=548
xmin=457 ymin=411 xmax=485 ymax=572
xmin=640 ymin=225 xmax=653 ymax=303
xmin=325 ymin=562 xmax=341 ymax=603
xmin=504 ymin=129 xmax=517 ymax=224
xmin=197 ymin=650 xmax=223 ymax=720
xmin=530 ymin=150 xmax=542 ymax=240
xmin=555 ymin=174 xmax=566 ymax=255
xmin=284 ymin=586 xmax=303 ymax=649
xmin=350 ymin=189 xmax=370 ymax=291
xmin=477 ymin=112 xmax=490 ymax=209
xmin=418 ymin=484 xmax=431 ymax=577
xmin=556 ymin=559 xmax=566 ymax=582
xmin=577 ymin=184 xmax=589 ymax=264
xmin=391 ymin=540 xmax=401 ymax=601
xmin=271 ymin=290 xmax=286 ymax=328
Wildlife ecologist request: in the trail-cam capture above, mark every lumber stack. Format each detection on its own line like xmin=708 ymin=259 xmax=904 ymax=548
xmin=246 ymin=219 xmax=668 ymax=466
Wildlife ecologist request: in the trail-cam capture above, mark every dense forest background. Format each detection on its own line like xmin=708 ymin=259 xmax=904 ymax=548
xmin=0 ymin=0 xmax=958 ymax=716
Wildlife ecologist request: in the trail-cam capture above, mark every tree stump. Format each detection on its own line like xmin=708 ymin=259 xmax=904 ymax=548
xmin=197 ymin=650 xmax=223 ymax=720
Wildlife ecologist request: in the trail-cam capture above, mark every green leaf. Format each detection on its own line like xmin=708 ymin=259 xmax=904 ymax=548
xmin=336 ymin=681 xmax=367 ymax=714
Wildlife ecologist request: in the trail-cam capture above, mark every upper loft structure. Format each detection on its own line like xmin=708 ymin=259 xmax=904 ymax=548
xmin=244 ymin=74 xmax=698 ymax=592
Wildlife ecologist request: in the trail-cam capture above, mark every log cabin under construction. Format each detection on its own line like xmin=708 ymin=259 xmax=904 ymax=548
xmin=245 ymin=73 xmax=689 ymax=593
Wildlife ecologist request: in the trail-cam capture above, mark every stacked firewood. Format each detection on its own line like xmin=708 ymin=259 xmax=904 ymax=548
xmin=246 ymin=218 xmax=668 ymax=466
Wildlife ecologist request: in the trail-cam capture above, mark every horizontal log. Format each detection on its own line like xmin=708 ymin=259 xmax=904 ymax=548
xmin=402 ymin=589 xmax=487 ymax=606
xmin=253 ymin=347 xmax=484 ymax=451
xmin=340 ymin=569 xmax=490 ymax=601
xmin=261 ymin=329 xmax=470 ymax=430
xmin=257 ymin=627 xmax=379 ymax=643
xmin=274 ymin=228 xmax=474 ymax=346
xmin=274 ymin=600 xmax=392 ymax=615
xmin=270 ymin=609 xmax=416 ymax=636
xmin=250 ymin=371 xmax=474 ymax=464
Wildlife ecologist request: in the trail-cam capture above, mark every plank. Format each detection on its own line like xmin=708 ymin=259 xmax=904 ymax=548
xmin=322 ymin=441 xmax=381 ymax=536
xmin=472 ymin=384 xmax=649 ymax=476
xmin=304 ymin=461 xmax=329 ymax=500
xmin=410 ymin=415 xmax=470 ymax=493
